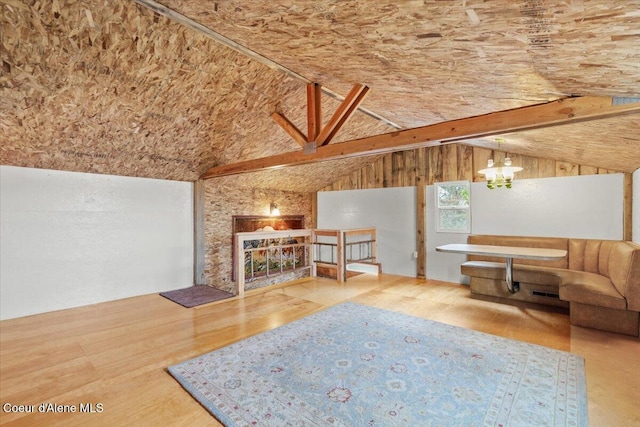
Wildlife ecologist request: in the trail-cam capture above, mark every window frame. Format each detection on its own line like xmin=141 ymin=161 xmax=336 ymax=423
xmin=435 ymin=180 xmax=471 ymax=233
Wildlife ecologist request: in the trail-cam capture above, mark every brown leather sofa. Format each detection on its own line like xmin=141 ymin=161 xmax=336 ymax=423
xmin=460 ymin=235 xmax=640 ymax=336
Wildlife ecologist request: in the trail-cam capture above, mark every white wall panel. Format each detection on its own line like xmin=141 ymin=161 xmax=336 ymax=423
xmin=471 ymin=174 xmax=623 ymax=239
xmin=0 ymin=166 xmax=193 ymax=320
xmin=317 ymin=188 xmax=416 ymax=277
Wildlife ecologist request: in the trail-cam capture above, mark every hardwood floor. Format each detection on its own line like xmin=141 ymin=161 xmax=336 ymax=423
xmin=1 ymin=274 xmax=639 ymax=426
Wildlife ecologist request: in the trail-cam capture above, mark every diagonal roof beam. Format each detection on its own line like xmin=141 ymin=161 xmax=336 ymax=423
xmin=273 ymin=82 xmax=369 ymax=150
xmin=307 ymin=82 xmax=322 ymax=143
xmin=200 ymin=96 xmax=640 ymax=180
xmin=316 ymin=83 xmax=370 ymax=146
xmin=271 ymin=112 xmax=307 ymax=148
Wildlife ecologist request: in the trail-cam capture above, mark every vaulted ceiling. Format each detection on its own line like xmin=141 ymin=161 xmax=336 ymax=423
xmin=1 ymin=0 xmax=639 ymax=192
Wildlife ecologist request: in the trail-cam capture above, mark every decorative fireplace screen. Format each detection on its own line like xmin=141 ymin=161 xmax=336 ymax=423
xmin=231 ymin=215 xmax=306 ymax=282
xmin=234 ymin=229 xmax=313 ymax=295
xmin=243 ymin=235 xmax=307 ymax=278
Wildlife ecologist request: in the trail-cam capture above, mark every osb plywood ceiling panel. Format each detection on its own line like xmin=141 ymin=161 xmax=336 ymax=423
xmin=1 ymin=0 xmax=639 ymax=192
xmin=0 ymin=0 xmax=392 ymax=189
xmin=474 ymin=115 xmax=640 ymax=173
xmin=160 ymin=1 xmax=640 ymax=122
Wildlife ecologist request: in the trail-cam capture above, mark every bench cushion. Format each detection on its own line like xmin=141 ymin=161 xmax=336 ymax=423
xmin=558 ymin=271 xmax=626 ymax=310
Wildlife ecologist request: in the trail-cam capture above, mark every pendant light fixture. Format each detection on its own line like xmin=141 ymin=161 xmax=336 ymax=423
xmin=477 ymin=138 xmax=523 ymax=189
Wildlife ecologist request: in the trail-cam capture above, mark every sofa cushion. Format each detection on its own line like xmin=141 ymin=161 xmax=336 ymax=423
xmin=568 ymin=239 xmax=606 ymax=274
xmin=568 ymin=239 xmax=586 ymax=271
xmin=584 ymin=240 xmax=602 ymax=274
xmin=598 ymin=240 xmax=615 ymax=277
xmin=558 ymin=270 xmax=626 ymax=310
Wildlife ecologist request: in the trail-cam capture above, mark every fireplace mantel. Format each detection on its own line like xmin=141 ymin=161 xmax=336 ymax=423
xmin=232 ymin=215 xmax=305 ymax=234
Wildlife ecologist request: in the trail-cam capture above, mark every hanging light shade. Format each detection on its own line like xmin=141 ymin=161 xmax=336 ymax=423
xmin=478 ymin=157 xmax=523 ymax=189
xmin=270 ymin=202 xmax=280 ymax=216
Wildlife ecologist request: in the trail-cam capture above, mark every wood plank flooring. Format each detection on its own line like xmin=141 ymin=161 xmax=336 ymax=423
xmin=1 ymin=275 xmax=639 ymax=426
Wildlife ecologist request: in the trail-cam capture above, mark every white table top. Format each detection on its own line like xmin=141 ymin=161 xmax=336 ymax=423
xmin=435 ymin=243 xmax=567 ymax=260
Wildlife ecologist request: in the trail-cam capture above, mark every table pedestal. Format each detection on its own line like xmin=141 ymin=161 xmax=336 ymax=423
xmin=505 ymin=257 xmax=519 ymax=293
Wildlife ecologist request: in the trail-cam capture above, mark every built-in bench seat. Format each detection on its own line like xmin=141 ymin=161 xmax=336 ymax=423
xmin=460 ymin=235 xmax=640 ymax=336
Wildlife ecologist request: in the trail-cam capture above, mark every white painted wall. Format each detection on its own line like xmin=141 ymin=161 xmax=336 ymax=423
xmin=427 ymin=174 xmax=625 ymax=283
xmin=634 ymin=168 xmax=640 ymax=244
xmin=471 ymin=174 xmax=624 ymax=239
xmin=317 ymin=187 xmax=416 ymax=277
xmin=0 ymin=166 xmax=194 ymax=320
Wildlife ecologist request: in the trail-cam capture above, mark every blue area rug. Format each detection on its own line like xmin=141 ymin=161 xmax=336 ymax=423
xmin=168 ymin=302 xmax=588 ymax=426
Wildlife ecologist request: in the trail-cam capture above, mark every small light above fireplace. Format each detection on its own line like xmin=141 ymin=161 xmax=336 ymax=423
xmin=270 ymin=202 xmax=280 ymax=216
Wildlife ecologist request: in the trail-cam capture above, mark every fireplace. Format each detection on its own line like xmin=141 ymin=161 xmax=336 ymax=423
xmin=231 ymin=215 xmax=305 ymax=280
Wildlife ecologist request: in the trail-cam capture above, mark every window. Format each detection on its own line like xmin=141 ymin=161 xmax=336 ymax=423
xmin=436 ymin=181 xmax=470 ymax=233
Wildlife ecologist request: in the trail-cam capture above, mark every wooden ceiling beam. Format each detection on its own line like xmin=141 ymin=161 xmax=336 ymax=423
xmin=274 ymin=82 xmax=368 ymax=148
xmin=200 ymin=96 xmax=640 ymax=180
xmin=271 ymin=112 xmax=307 ymax=148
xmin=316 ymin=83 xmax=370 ymax=146
xmin=307 ymin=83 xmax=322 ymax=143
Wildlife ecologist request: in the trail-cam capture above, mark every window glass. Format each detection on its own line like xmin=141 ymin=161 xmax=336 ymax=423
xmin=436 ymin=181 xmax=470 ymax=233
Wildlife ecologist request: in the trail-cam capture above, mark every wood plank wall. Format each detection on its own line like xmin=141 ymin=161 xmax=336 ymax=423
xmin=318 ymin=144 xmax=632 ymax=277
xmin=320 ymin=145 xmax=621 ymax=191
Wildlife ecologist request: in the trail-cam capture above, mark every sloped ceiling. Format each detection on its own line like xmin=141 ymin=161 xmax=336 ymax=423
xmin=1 ymin=0 xmax=639 ymax=192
